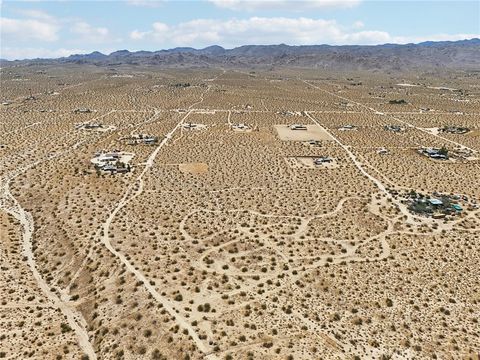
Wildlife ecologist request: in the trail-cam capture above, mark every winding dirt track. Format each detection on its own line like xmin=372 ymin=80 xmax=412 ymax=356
xmin=1 ymin=72 xmax=223 ymax=359
xmin=303 ymin=82 xmax=477 ymax=227
xmin=96 ymin=84 xmax=220 ymax=359
xmin=2 ymin=70 xmax=477 ymax=359
xmin=0 ymin=159 xmax=97 ymax=359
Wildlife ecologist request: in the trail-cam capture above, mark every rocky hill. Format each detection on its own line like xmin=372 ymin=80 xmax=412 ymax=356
xmin=2 ymin=39 xmax=479 ymax=71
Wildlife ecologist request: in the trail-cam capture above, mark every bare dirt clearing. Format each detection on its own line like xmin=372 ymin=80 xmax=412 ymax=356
xmin=179 ymin=162 xmax=209 ymax=174
xmin=274 ymin=124 xmax=335 ymax=141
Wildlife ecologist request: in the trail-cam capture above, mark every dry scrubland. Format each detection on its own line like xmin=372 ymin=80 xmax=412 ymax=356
xmin=1 ymin=65 xmax=479 ymax=360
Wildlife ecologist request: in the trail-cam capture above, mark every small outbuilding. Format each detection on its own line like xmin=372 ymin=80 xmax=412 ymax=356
xmin=290 ymin=124 xmax=307 ymax=130
xmin=428 ymin=198 xmax=443 ymax=206
xmin=74 ymin=107 xmax=92 ymax=114
xmin=314 ymin=157 xmax=333 ymax=165
xmin=339 ymin=125 xmax=356 ymax=131
xmin=452 ymin=204 xmax=463 ymax=212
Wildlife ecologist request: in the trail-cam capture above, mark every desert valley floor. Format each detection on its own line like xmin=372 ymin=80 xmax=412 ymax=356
xmin=0 ymin=66 xmax=479 ymax=360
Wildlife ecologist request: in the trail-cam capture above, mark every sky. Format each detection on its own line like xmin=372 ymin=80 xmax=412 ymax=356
xmin=1 ymin=0 xmax=479 ymax=60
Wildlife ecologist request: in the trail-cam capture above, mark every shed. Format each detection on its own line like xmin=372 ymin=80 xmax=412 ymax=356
xmin=102 ymin=165 xmax=117 ymax=172
xmin=452 ymin=204 xmax=463 ymax=211
xmin=314 ymin=157 xmax=333 ymax=165
xmin=428 ymin=198 xmax=443 ymax=206
xmin=290 ymin=124 xmax=307 ymax=130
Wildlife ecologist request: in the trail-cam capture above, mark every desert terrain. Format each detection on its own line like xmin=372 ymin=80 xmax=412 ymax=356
xmin=1 ymin=64 xmax=479 ymax=360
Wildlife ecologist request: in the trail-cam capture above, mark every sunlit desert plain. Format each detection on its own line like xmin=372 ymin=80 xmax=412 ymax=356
xmin=1 ymin=65 xmax=479 ymax=359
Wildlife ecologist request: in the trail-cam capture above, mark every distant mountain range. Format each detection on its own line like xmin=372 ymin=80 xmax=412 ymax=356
xmin=2 ymin=39 xmax=480 ymax=71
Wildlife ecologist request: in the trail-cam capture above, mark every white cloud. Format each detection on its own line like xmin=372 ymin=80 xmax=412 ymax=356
xmin=125 ymin=0 xmax=164 ymax=7
xmin=0 ymin=17 xmax=60 ymax=42
xmin=71 ymin=21 xmax=110 ymax=42
xmin=131 ymin=17 xmax=480 ymax=48
xmin=1 ymin=9 xmax=116 ymax=58
xmin=131 ymin=17 xmax=394 ymax=47
xmin=352 ymin=20 xmax=364 ymax=29
xmin=1 ymin=11 xmax=113 ymax=46
xmin=130 ymin=29 xmax=151 ymax=40
xmin=344 ymin=30 xmax=390 ymax=44
xmin=16 ymin=9 xmax=56 ymax=22
xmin=130 ymin=22 xmax=169 ymax=40
xmin=0 ymin=47 xmax=86 ymax=60
xmin=209 ymin=0 xmax=361 ymax=11
xmin=153 ymin=22 xmax=169 ymax=33
xmin=394 ymin=33 xmax=480 ymax=44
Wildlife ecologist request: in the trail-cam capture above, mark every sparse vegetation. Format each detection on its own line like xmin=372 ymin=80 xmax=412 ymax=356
xmin=1 ymin=66 xmax=478 ymax=360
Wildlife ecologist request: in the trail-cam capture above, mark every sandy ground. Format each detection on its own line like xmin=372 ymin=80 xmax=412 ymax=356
xmin=1 ymin=66 xmax=479 ymax=360
xmin=179 ymin=162 xmax=209 ymax=174
xmin=274 ymin=124 xmax=334 ymax=141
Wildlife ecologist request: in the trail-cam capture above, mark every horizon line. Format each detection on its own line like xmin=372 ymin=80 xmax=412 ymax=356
xmin=1 ymin=37 xmax=479 ymax=62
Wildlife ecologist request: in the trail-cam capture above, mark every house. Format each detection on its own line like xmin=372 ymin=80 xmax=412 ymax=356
xmin=377 ymin=148 xmax=388 ymax=155
xmin=389 ymin=99 xmax=407 ymax=104
xmin=290 ymin=124 xmax=307 ymax=130
xmin=420 ymin=147 xmax=448 ymax=160
xmin=98 ymin=152 xmax=120 ymax=162
xmin=84 ymin=123 xmax=102 ymax=129
xmin=101 ymin=165 xmax=117 ymax=173
xmin=74 ymin=107 xmax=92 ymax=114
xmin=425 ymin=148 xmax=439 ymax=156
xmin=428 ymin=198 xmax=443 ymax=206
xmin=440 ymin=126 xmax=469 ymax=134
xmin=407 ymin=191 xmax=470 ymax=218
xmin=108 ymin=152 xmax=121 ymax=158
xmin=233 ymin=123 xmax=249 ymax=130
xmin=314 ymin=157 xmax=333 ymax=165
xmin=98 ymin=155 xmax=117 ymax=162
xmin=384 ymin=125 xmax=404 ymax=132
xmin=127 ymin=134 xmax=158 ymax=145
xmin=339 ymin=125 xmax=356 ymax=131
xmin=430 ymin=153 xmax=448 ymax=160
xmin=143 ymin=137 xmax=157 ymax=145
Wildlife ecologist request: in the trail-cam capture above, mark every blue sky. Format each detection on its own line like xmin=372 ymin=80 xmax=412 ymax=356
xmin=1 ymin=0 xmax=479 ymax=60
